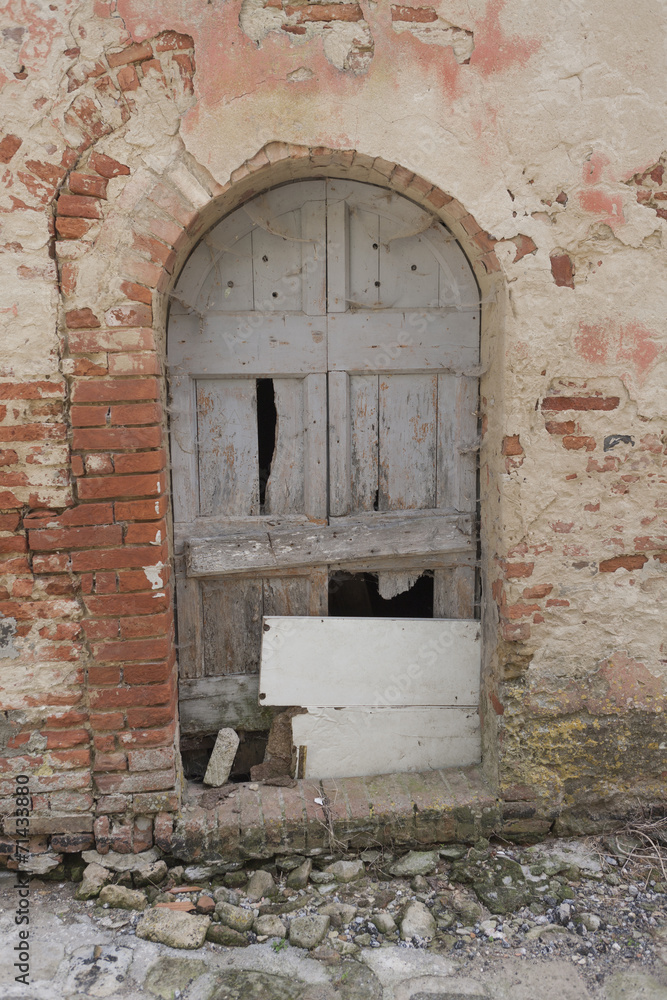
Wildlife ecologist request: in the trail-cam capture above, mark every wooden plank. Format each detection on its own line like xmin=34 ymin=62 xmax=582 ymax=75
xmin=265 ymin=378 xmax=305 ymax=515
xmin=350 ymin=375 xmax=379 ymax=513
xmin=168 ymin=370 xmax=199 ymax=524
xmin=196 ymin=379 xmax=259 ymax=517
xmin=187 ymin=513 xmax=472 ymax=577
xmin=259 ymin=617 xmax=481 ymax=707
xmin=262 ymin=576 xmax=310 ymax=617
xmin=379 ymin=217 xmax=440 ymax=309
xmin=175 ymin=568 xmax=202 ymax=679
xmin=201 ymin=577 xmax=263 ymax=675
xmin=301 ymin=199 xmax=327 ymax=317
xmin=328 ymin=370 xmax=350 ymax=516
xmin=251 ymin=213 xmax=304 ymax=313
xmin=169 ymin=314 xmax=328 ymax=376
xmin=348 ymin=204 xmax=380 ymax=308
xmin=308 ymin=567 xmax=329 ymax=616
xmin=379 ymin=374 xmax=437 ymax=511
xmin=179 ymin=675 xmax=276 ymax=735
xmin=292 ymin=707 xmax=480 ymax=778
xmin=434 ymin=566 xmax=476 ymax=619
xmin=327 ymin=311 xmax=478 ymax=372
xmin=172 ymin=223 xmax=254 ymax=314
xmin=303 ymin=373 xmax=327 ymax=520
xmin=437 ymin=374 xmax=478 ymax=512
xmin=325 ymin=178 xmax=480 ymax=311
xmin=326 ymin=198 xmax=348 ymax=313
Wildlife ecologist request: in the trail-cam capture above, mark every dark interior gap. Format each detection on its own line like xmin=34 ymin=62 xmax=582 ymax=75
xmin=181 ymin=729 xmax=269 ymax=783
xmin=257 ymin=378 xmax=277 ymax=512
xmin=328 ymin=571 xmax=434 ymax=618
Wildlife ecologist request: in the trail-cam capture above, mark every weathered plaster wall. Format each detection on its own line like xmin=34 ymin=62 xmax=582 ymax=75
xmin=0 ymin=0 xmax=665 ymax=857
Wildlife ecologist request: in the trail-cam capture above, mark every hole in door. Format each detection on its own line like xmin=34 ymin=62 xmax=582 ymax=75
xmin=256 ymin=378 xmax=277 ymax=511
xmin=328 ymin=571 xmax=434 ymax=617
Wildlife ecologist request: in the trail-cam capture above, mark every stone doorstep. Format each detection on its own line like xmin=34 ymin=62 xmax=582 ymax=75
xmin=171 ymin=766 xmax=501 ymax=862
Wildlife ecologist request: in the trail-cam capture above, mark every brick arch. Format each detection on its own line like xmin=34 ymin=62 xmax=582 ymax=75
xmin=46 ymin=113 xmax=503 ymax=850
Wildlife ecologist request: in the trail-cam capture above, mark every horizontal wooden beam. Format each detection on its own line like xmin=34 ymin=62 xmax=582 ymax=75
xmin=186 ymin=512 xmax=473 ymax=578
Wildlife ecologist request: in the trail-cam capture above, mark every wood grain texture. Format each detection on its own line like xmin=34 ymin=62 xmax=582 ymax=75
xmin=328 ymin=370 xmax=350 ymax=516
xmin=187 ymin=513 xmax=472 ymax=577
xmin=437 ymin=374 xmax=478 ymax=512
xmin=201 ymin=577 xmax=263 ymax=675
xmin=434 ymin=565 xmax=476 ymax=618
xmin=379 ymin=374 xmax=437 ymax=511
xmin=350 ymin=375 xmax=379 ymax=512
xmin=265 ymin=379 xmax=305 ymax=515
xmin=170 ymin=314 xmax=328 ymax=377
xmin=179 ymin=674 xmax=277 ymax=735
xmin=196 ymin=379 xmax=259 ymax=517
xmin=303 ymin=373 xmax=328 ymax=520
xmin=327 ymin=311 xmax=478 ymax=373
xmin=168 ymin=370 xmax=199 ymax=525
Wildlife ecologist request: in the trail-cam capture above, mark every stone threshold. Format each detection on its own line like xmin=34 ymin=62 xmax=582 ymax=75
xmin=170 ymin=766 xmax=503 ymax=863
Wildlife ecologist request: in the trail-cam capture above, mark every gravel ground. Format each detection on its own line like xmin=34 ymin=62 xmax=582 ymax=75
xmin=1 ymin=833 xmax=667 ymax=999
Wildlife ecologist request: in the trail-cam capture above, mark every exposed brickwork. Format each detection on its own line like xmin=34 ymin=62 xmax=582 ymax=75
xmin=0 ymin=0 xmax=663 ymax=863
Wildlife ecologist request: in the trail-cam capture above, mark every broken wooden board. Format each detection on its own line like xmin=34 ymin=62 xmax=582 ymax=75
xmin=292 ymin=707 xmax=480 ymax=778
xmin=259 ymin=617 xmax=480 ymax=707
xmin=186 ymin=512 xmax=472 ymax=577
xmin=179 ymin=674 xmax=277 ymax=735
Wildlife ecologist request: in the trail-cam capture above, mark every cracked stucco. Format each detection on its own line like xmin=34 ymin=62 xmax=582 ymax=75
xmin=0 ymin=0 xmax=665 ymax=807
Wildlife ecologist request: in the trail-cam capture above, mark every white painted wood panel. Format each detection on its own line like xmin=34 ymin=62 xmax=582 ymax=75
xmin=196 ymin=379 xmax=259 ymax=517
xmin=301 ymin=199 xmax=327 ymax=317
xmin=348 ymin=205 xmax=380 ymax=308
xmin=379 ymin=374 xmax=437 ymax=511
xmin=326 ymin=199 xmax=348 ymax=313
xmin=170 ymin=314 xmax=328 ymax=376
xmin=379 ymin=218 xmax=440 ymax=309
xmin=252 ymin=218 xmax=303 ymax=313
xmin=259 ymin=616 xmax=481 ymax=707
xmin=327 ymin=312 xmax=478 ymax=372
xmin=187 ymin=513 xmax=472 ymax=577
xmin=292 ymin=707 xmax=480 ymax=778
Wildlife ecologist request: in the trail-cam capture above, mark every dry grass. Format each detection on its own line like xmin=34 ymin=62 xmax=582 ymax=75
xmin=601 ymin=810 xmax=667 ymax=887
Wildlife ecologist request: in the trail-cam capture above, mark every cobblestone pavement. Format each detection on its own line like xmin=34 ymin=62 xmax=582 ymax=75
xmin=1 ymin=835 xmax=667 ymax=999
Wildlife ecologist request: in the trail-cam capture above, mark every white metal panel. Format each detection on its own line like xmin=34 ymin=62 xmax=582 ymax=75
xmin=292 ymin=707 xmax=480 ymax=778
xmin=259 ymin=616 xmax=480 ymax=707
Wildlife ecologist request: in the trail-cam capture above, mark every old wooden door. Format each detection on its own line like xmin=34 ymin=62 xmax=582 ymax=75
xmin=168 ymin=179 xmax=481 ymax=769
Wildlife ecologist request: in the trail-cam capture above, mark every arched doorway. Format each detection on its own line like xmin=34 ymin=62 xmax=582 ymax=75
xmin=168 ymin=179 xmax=481 ymax=779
